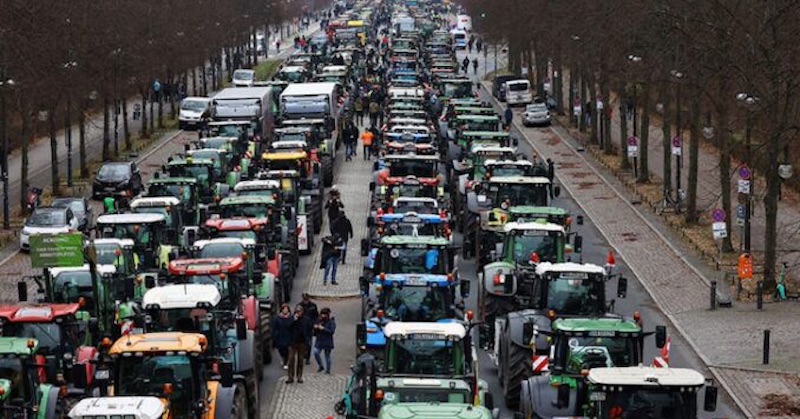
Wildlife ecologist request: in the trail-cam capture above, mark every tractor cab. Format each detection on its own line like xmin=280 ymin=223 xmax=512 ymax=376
xmin=130 ymin=196 xmax=193 ymax=247
xmin=96 ymin=213 xmax=176 ymax=271
xmin=383 ymin=132 xmax=437 ymax=156
xmin=185 ymin=148 xmax=233 ymax=184
xmin=371 ymin=212 xmax=450 ymax=241
xmin=0 ymin=338 xmax=64 ymax=419
xmin=439 ymin=78 xmax=474 ymax=101
xmin=165 ymin=257 xmax=252 ymax=310
xmin=216 ymin=195 xmax=279 ymax=221
xmin=145 ymin=176 xmax=202 ymax=227
xmin=474 ymin=176 xmax=553 ymax=211
xmin=373 ymin=176 xmax=444 ymax=213
xmin=455 ymin=145 xmax=517 ymax=182
xmin=377 ymin=154 xmax=441 ymax=180
xmin=165 ymin=157 xmax=216 ymax=202
xmin=69 ymin=397 xmax=166 ymax=419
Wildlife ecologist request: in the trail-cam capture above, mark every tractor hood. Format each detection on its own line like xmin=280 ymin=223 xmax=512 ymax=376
xmin=69 ymin=396 xmax=166 ymax=419
xmin=379 ymin=402 xmax=492 ymax=419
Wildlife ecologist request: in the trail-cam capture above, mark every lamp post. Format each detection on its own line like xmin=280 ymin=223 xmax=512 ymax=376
xmin=736 ymin=92 xmax=759 ymax=253
xmin=63 ymin=58 xmax=78 ymax=187
xmin=0 ymin=71 xmax=14 ymax=229
xmin=627 ymin=55 xmax=642 ymax=138
xmin=671 ymin=70 xmax=685 ymax=204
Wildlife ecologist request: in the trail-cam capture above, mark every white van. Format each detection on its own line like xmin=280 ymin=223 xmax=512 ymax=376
xmin=450 ymin=29 xmax=467 ymax=50
xmin=456 ymin=14 xmax=472 ymax=32
xmin=504 ymin=79 xmax=533 ymax=106
xmin=232 ymin=69 xmax=255 ymax=87
xmin=179 ymin=97 xmax=211 ymax=130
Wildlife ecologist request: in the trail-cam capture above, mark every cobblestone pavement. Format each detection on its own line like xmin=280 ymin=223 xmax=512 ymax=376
xmin=711 ymin=367 xmax=800 ymax=418
xmin=304 ymin=128 xmax=373 ymax=299
xmin=267 ymin=373 xmax=348 ymax=419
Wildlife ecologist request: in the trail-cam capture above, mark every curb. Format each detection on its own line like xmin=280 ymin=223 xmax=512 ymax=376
xmin=480 ymin=82 xmax=751 ymax=418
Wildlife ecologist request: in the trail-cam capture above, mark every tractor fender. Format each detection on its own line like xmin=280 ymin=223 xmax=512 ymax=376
xmin=466 ymin=191 xmax=491 ymax=214
xmin=267 ymin=257 xmax=280 ymax=278
xmin=36 ymin=384 xmax=60 ymax=419
xmin=75 ymin=346 xmax=98 ymax=388
xmin=216 ymin=183 xmax=231 ymax=199
xmin=507 ymin=310 xmax=551 ymax=351
xmin=255 ymin=273 xmax=275 ymax=305
xmin=212 ymin=381 xmax=236 ymax=419
xmin=458 ymin=173 xmax=469 ymax=195
xmin=240 ymin=296 xmax=259 ymax=331
xmin=521 ymin=374 xmax=579 ymax=418
xmin=233 ymin=329 xmax=256 ymax=373
xmin=281 ymin=225 xmax=289 ymax=248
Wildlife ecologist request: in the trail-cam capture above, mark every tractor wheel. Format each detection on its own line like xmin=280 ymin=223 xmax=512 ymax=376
xmin=232 ymin=383 xmax=249 ymax=419
xmin=246 ymin=372 xmax=259 ymax=419
xmin=281 ymin=260 xmax=293 ymax=300
xmin=260 ymin=307 xmax=273 ymax=366
xmin=321 ymin=154 xmax=333 ymax=187
xmin=309 ymin=196 xmax=323 ymax=235
xmin=253 ymin=327 xmax=264 ymax=382
xmin=502 ymin=337 xmax=532 ymax=410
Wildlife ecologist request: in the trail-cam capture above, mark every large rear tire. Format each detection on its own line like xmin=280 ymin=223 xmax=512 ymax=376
xmin=322 ymin=154 xmax=333 ymax=187
xmin=281 ymin=260 xmax=293 ymax=303
xmin=502 ymin=337 xmax=532 ymax=410
xmin=232 ymin=384 xmax=249 ymax=419
xmin=260 ymin=308 xmax=273 ymax=366
xmin=246 ymin=373 xmax=259 ymax=419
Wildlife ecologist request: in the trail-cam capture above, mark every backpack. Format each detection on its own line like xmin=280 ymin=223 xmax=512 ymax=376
xmin=369 ymin=102 xmax=380 ymax=114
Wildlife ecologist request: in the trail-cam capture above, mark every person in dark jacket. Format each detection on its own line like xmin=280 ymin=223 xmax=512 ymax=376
xmin=313 ymin=307 xmax=337 ymax=374
xmin=331 ymin=211 xmax=354 ymax=264
xmin=325 ymin=187 xmax=344 ymax=222
xmin=299 ymin=293 xmax=319 ymax=365
xmin=320 ymin=234 xmax=344 ymax=285
xmin=287 ymin=305 xmax=313 ymax=383
xmin=504 ymin=106 xmax=513 ymax=129
xmin=272 ymin=304 xmax=293 ymax=369
xmin=546 ymin=158 xmax=555 ymax=199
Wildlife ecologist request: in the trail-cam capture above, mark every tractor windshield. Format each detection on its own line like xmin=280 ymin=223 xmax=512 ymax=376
xmin=52 ymin=272 xmax=95 ymax=309
xmin=4 ymin=323 xmax=66 ymax=355
xmin=94 ymin=244 xmax=124 ymax=265
xmin=388 ymin=160 xmax=437 ymax=178
xmin=148 ymin=184 xmax=194 ymax=203
xmin=133 ymin=208 xmax=173 ymax=228
xmin=267 ymin=159 xmax=302 ymax=172
xmin=443 ymin=82 xmax=473 ymax=99
xmin=387 ymin=184 xmax=437 ymax=199
xmin=489 ymin=183 xmax=549 ymax=207
xmin=388 ymin=387 xmax=470 ymax=404
xmin=100 ymin=223 xmax=160 ymax=247
xmin=117 ymin=355 xmax=196 ymax=418
xmin=383 ymin=222 xmax=439 ymax=237
xmin=169 ymin=164 xmax=211 ymax=183
xmin=545 ymin=276 xmax=605 ymax=315
xmin=178 ymin=275 xmax=232 ymax=301
xmin=213 ymin=230 xmax=257 ymax=241
xmin=509 ymin=232 xmax=559 ymax=264
xmin=221 ymin=204 xmax=268 ymax=219
xmin=392 ymin=201 xmax=437 ymax=215
xmin=382 ymin=286 xmax=451 ymax=321
xmin=601 ymin=388 xmax=696 ymax=419
xmin=384 ymin=248 xmax=447 ymax=274
xmin=150 ymin=308 xmax=211 ymax=333
xmin=394 ymin=339 xmax=457 ymax=376
xmin=564 ymin=335 xmax=637 ymax=373
xmin=0 ymin=357 xmax=27 ymax=399
xmin=199 ymin=243 xmax=246 ymax=259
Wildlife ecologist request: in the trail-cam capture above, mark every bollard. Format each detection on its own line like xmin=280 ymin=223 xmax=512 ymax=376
xmin=710 ymin=281 xmax=717 ymax=310
xmin=757 ymin=281 xmax=764 ymax=310
xmin=763 ymin=329 xmax=770 ymax=365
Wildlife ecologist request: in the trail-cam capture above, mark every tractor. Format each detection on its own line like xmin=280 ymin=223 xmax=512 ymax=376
xmin=145 ymin=175 xmax=204 ymax=227
xmin=517 ymin=318 xmax=667 ymax=417
xmin=0 ymin=338 xmax=65 ymax=419
xmin=379 ymin=403 xmax=496 ymax=419
xmin=96 ymin=213 xmax=178 ymax=271
xmin=278 ymin=118 xmax=337 ymax=187
xmin=260 ymin=144 xmax=324 ymax=235
xmin=130 ymin=196 xmax=198 ymax=248
xmin=164 ymin=156 xmax=229 ymax=204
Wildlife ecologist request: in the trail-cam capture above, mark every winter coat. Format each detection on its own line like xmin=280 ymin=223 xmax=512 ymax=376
xmin=332 ymin=215 xmax=354 ymax=241
xmin=272 ymin=314 xmax=294 ymax=349
xmin=290 ymin=315 xmax=313 ymax=345
xmin=314 ymin=317 xmax=337 ymax=349
xmin=300 ymin=301 xmax=319 ymax=324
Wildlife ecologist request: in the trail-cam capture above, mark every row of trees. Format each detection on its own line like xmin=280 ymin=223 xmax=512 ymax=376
xmin=0 ymin=0 xmax=318 ymax=211
xmin=462 ymin=0 xmax=800 ymax=288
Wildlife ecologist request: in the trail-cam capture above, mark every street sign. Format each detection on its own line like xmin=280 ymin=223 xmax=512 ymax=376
xmin=738 ymin=165 xmax=751 ymax=180
xmin=736 ymin=204 xmax=746 ymax=226
xmin=711 ymin=208 xmax=726 ymax=222
xmin=628 ymin=136 xmax=639 ymax=146
xmin=671 ymin=135 xmax=682 ymax=156
xmin=712 ymin=222 xmax=728 ymax=240
xmin=737 ymin=179 xmax=751 ymax=194
xmin=134 ymin=104 xmax=142 ymax=112
xmin=30 ymin=233 xmax=85 ymax=269
xmin=596 ymin=95 xmax=604 ymax=111
xmin=573 ymin=99 xmax=582 ymax=115
xmin=627 ymin=145 xmax=639 ymax=158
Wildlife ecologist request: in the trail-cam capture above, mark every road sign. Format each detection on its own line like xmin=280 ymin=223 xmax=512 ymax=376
xmin=134 ymin=104 xmax=142 ymax=112
xmin=738 ymin=165 xmax=751 ymax=180
xmin=711 ymin=208 xmax=726 ymax=222
xmin=30 ymin=233 xmax=85 ymax=269
xmin=573 ymin=99 xmax=582 ymax=115
xmin=627 ymin=145 xmax=639 ymax=158
xmin=671 ymin=135 xmax=682 ymax=156
xmin=736 ymin=204 xmax=746 ymax=226
xmin=712 ymin=222 xmax=728 ymax=240
xmin=628 ymin=136 xmax=639 ymax=146
xmin=737 ymin=179 xmax=751 ymax=194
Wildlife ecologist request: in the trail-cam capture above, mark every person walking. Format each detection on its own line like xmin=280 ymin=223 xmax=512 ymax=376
xmin=332 ymin=211 xmax=354 ymax=264
xmin=344 ymin=121 xmax=358 ymax=161
xmin=472 ymin=57 xmax=479 ymax=74
xmin=354 ymin=95 xmax=365 ymax=126
xmin=286 ymin=305 xmax=312 ymax=383
xmin=313 ymin=308 xmax=336 ymax=374
xmin=546 ymin=158 xmax=555 ymax=199
xmin=368 ymin=99 xmax=381 ymax=127
xmin=504 ymin=105 xmax=513 ymax=129
xmin=476 ymin=37 xmax=483 ymax=53
xmin=360 ymin=128 xmax=375 ymax=160
xmin=272 ymin=303 xmax=294 ymax=369
xmin=461 ymin=56 xmax=470 ymax=74
xmin=468 ymin=35 xmax=474 ymax=53
xmin=320 ymin=234 xmax=344 ymax=285
xmin=299 ymin=293 xmax=319 ymax=365
xmin=325 ymin=187 xmax=344 ymax=223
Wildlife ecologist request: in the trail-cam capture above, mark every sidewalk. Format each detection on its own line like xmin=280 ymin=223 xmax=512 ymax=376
xmin=1 ymin=22 xmax=318 ymax=219
xmin=483 ymin=82 xmax=800 ymax=417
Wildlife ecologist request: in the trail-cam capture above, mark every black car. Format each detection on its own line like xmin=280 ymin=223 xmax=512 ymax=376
xmin=92 ymin=161 xmax=142 ymax=201
xmin=52 ymin=197 xmax=93 ymax=233
xmin=492 ymin=74 xmax=520 ymax=102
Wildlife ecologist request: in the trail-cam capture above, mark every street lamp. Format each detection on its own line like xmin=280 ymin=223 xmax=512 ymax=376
xmin=627 ymin=55 xmax=642 ymax=137
xmin=0 ymin=75 xmax=15 ymax=229
xmin=736 ymin=92 xmax=759 ymax=253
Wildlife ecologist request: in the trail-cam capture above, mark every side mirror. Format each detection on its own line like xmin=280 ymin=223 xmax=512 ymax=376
xmin=267 ymin=248 xmax=276 ymax=260
xmin=359 ymin=275 xmax=369 ymax=295
xmin=356 ymin=322 xmax=367 ymax=347
xmin=556 ymin=383 xmax=570 ymax=408
xmin=460 ymin=278 xmax=470 ymax=299
xmin=522 ymin=322 xmax=535 ymax=344
xmin=236 ymin=317 xmax=247 ymax=341
xmin=360 ymin=238 xmax=369 ymax=257
xmin=124 ymin=277 xmax=135 ymax=299
xmin=372 ymin=161 xmax=379 ymax=171
xmin=366 ymin=217 xmax=375 ymax=228
xmin=492 ymin=408 xmax=500 ymax=419
xmin=617 ymin=277 xmax=628 ymax=299
xmin=704 ymin=385 xmax=718 ymax=412
xmin=655 ymin=325 xmax=667 ymax=349
xmin=145 ymin=277 xmax=156 ymax=289
xmin=17 ymin=282 xmax=27 ymax=302
xmin=219 ymin=361 xmax=234 ymax=388
xmin=573 ymin=235 xmax=583 ymax=253
xmin=554 ymin=185 xmax=561 ymax=197
xmin=186 ymin=229 xmax=197 ymax=247
xmin=576 ymin=215 xmax=584 ymax=225
xmin=369 ymin=181 xmax=375 ymax=191
xmin=313 ymin=164 xmax=320 ymax=174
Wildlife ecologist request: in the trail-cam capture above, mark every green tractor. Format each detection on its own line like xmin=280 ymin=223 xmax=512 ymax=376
xmin=0 ymin=338 xmax=65 ymax=419
xmin=379 ymin=403 xmax=496 ymax=419
xmin=130 ymin=196 xmax=199 ymax=249
xmin=185 ymin=147 xmax=243 ymax=189
xmin=164 ymin=156 xmax=229 ymax=205
xmin=517 ymin=318 xmax=667 ymax=418
xmin=278 ymin=118 xmax=337 ymax=187
xmin=260 ymin=146 xmax=324 ymax=235
xmin=96 ymin=213 xmax=178 ymax=272
xmin=145 ymin=175 xmax=204 ymax=227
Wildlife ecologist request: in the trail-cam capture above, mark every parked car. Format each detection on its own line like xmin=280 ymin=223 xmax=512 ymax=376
xmin=92 ymin=161 xmax=142 ymax=201
xmin=504 ymin=79 xmax=533 ymax=106
xmin=51 ymin=197 xmax=92 ymax=233
xmin=178 ymin=97 xmax=211 ymax=130
xmin=232 ymin=69 xmax=256 ymax=87
xmin=20 ymin=206 xmax=80 ymax=251
xmin=523 ymin=102 xmax=551 ymax=127
xmin=492 ymin=74 xmax=519 ymax=102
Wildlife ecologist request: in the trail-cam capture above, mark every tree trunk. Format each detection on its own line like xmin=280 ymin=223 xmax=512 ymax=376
xmin=192 ymin=67 xmax=198 ymax=96
xmin=637 ymin=84 xmax=651 ymax=183
xmin=252 ymin=27 xmax=259 ymax=66
xmin=619 ymin=93 xmax=630 ymax=169
xmin=202 ymin=64 xmax=208 ymax=96
xmin=169 ymin=71 xmax=176 ymax=120
xmin=579 ymin=72 xmax=587 ymax=133
xmin=149 ymin=91 xmax=155 ymax=133
xmin=79 ymin=104 xmax=88 ymax=178
xmin=717 ymin=108 xmax=734 ymax=252
xmin=554 ymin=46 xmax=563 ymax=115
xmin=686 ymin=96 xmax=700 ymax=224
xmin=660 ymin=81 xmax=672 ymax=191
xmin=589 ymin=76 xmax=598 ymax=143
xmin=49 ymin=108 xmax=59 ymax=194
xmin=103 ymin=95 xmax=110 ymax=161
xmin=20 ymin=110 xmax=29 ymax=212
xmin=568 ymin=67 xmax=576 ymax=123
xmin=763 ymin=122 xmax=782 ymax=289
xmin=140 ymin=92 xmax=148 ymax=139
xmin=602 ymin=81 xmax=612 ymax=154
xmin=123 ymin=100 xmax=130 ymax=150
